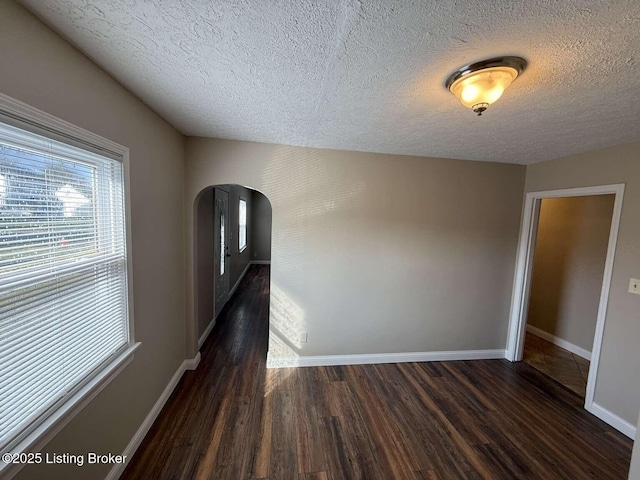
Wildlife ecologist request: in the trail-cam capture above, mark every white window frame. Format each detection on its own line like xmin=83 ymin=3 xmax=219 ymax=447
xmin=238 ymin=197 xmax=247 ymax=252
xmin=0 ymin=93 xmax=139 ymax=479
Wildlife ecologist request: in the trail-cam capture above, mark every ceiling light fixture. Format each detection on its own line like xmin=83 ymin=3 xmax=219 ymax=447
xmin=445 ymin=56 xmax=527 ymax=116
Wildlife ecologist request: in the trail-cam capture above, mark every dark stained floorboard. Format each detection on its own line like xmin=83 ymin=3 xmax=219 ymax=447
xmin=121 ymin=265 xmax=632 ymax=480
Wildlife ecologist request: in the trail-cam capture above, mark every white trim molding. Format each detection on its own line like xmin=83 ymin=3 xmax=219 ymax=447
xmin=105 ymin=353 xmax=201 ymax=480
xmin=266 ymin=349 xmax=506 ymax=369
xmin=526 ymin=325 xmax=592 ymax=360
xmin=0 ymin=344 xmax=140 ymax=479
xmin=505 ymin=183 xmax=625 ymax=434
xmin=0 ymin=93 xmax=129 ymax=157
xmin=587 ymin=402 xmax=636 ymax=439
xmin=184 ymin=352 xmax=201 ymax=371
xmin=198 ymin=318 xmax=217 ymax=349
xmin=229 ymin=261 xmax=252 ymax=298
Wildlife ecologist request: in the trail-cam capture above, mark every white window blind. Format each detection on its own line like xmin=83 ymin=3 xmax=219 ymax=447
xmin=0 ymin=121 xmax=129 ymax=453
xmin=239 ymin=198 xmax=247 ymax=251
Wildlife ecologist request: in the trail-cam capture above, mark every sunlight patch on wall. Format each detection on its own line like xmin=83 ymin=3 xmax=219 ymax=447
xmin=261 ymin=144 xmax=365 ymax=275
xmin=269 ymin=282 xmax=306 ymax=354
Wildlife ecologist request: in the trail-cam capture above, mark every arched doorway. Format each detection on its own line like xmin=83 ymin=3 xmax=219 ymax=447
xmin=194 ymin=184 xmax=272 ymax=349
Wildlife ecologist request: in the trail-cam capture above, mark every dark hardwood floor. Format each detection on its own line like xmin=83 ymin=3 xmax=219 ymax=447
xmin=121 ymin=265 xmax=632 ymax=480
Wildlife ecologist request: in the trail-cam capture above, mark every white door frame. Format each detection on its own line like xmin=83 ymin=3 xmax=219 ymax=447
xmin=505 ymin=183 xmax=625 ymax=414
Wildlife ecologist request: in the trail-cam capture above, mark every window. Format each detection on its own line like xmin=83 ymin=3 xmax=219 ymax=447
xmin=0 ymin=118 xmax=132 ymax=455
xmin=238 ymin=198 xmax=247 ymax=252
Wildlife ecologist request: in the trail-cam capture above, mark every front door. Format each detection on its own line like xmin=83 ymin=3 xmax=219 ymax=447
xmin=214 ymin=187 xmax=230 ymax=318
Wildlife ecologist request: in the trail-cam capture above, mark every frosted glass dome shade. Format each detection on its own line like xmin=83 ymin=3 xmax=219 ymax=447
xmin=445 ymin=57 xmax=526 ymax=115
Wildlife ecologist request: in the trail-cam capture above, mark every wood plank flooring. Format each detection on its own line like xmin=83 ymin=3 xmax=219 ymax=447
xmin=523 ymin=331 xmax=590 ymax=397
xmin=121 ymin=265 xmax=633 ymax=480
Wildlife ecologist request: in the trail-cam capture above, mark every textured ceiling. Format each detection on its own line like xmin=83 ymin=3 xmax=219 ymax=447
xmin=18 ymin=0 xmax=640 ymax=164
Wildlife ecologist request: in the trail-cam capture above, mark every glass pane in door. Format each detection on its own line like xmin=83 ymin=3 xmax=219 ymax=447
xmin=220 ymin=208 xmax=225 ymax=275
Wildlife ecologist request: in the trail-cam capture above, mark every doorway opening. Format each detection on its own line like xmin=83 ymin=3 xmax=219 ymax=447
xmin=194 ymin=184 xmax=272 ymax=350
xmin=506 ymin=184 xmax=624 ymax=424
xmin=522 ymin=194 xmax=615 ymax=397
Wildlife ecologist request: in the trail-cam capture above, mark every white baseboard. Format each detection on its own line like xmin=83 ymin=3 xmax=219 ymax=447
xmin=105 ymin=352 xmax=201 ymax=480
xmin=586 ymin=401 xmax=636 ymax=439
xmin=198 ymin=318 xmax=216 ymax=349
xmin=229 ymin=261 xmax=252 ymax=298
xmin=184 ymin=352 xmax=201 ymax=370
xmin=266 ymin=349 xmax=506 ymax=369
xmin=250 ymin=260 xmax=271 ymax=265
xmin=526 ymin=324 xmax=592 ymax=360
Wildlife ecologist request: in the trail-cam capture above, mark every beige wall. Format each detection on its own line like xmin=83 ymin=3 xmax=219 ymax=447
xmin=185 ymin=137 xmax=525 ymax=361
xmin=527 ymin=195 xmax=615 ymax=351
xmin=0 ymin=2 xmax=186 ymax=479
xmin=525 ymin=141 xmax=640 ymax=426
xmin=250 ymin=190 xmax=272 ymax=262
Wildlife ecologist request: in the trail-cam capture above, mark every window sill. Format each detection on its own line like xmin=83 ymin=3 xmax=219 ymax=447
xmin=0 ymin=342 xmax=141 ymax=479
xmin=239 ymin=246 xmax=247 ymax=253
